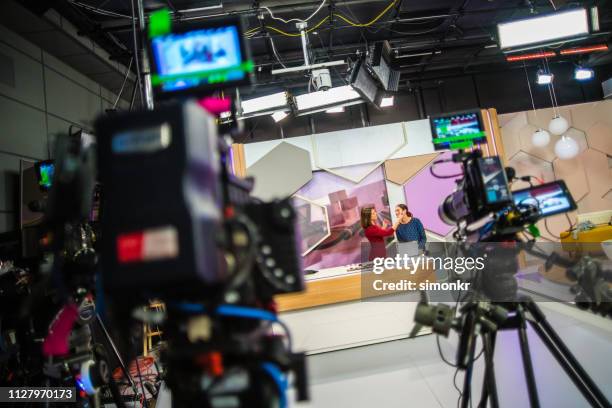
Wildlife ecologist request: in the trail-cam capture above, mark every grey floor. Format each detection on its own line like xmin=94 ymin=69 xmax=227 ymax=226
xmin=293 ymin=303 xmax=612 ymax=408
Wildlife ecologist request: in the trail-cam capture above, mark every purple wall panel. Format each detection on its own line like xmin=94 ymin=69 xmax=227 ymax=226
xmin=403 ymin=151 xmax=462 ymax=236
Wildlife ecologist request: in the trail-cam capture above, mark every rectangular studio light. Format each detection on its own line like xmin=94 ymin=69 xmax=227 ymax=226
xmin=241 ymin=92 xmax=288 ymax=116
xmin=574 ymin=67 xmax=594 ymax=81
xmin=498 ymin=8 xmax=589 ymax=50
xmin=295 ymin=85 xmax=361 ymax=112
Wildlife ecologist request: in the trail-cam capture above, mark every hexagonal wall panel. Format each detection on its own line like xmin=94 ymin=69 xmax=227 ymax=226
xmin=403 ymin=151 xmax=462 ymax=237
xmin=384 ymin=153 xmax=439 ymax=185
xmin=247 ymin=142 xmax=312 ymax=201
xmin=570 ymin=101 xmax=601 ymax=131
xmin=581 ymin=149 xmax=612 ymax=198
xmin=508 ymin=151 xmax=555 ymax=191
xmin=500 ymin=111 xmax=528 ymax=160
xmin=586 ymin=122 xmax=612 ymax=156
xmin=518 ymin=124 xmax=560 ymax=162
xmin=293 ymin=195 xmax=331 ymax=256
xmin=526 ymin=106 xmax=573 ymax=132
xmin=497 ymin=112 xmax=520 ymax=128
xmin=552 ymin=157 xmax=589 ymax=203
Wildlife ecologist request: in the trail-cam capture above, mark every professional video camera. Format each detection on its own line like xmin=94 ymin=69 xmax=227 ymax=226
xmin=414 ymin=110 xmax=610 ymax=408
xmin=94 ymin=10 xmax=308 ymax=408
xmin=0 ymin=129 xmax=137 ymax=407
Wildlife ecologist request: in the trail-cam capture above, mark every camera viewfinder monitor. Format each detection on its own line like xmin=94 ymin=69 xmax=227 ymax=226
xmin=34 ymin=160 xmax=55 ymax=191
xmin=430 ymin=110 xmax=487 ymax=151
xmin=477 ymin=156 xmax=512 ymax=206
xmin=513 ymin=180 xmax=577 ymax=218
xmin=148 ymin=14 xmax=253 ymax=99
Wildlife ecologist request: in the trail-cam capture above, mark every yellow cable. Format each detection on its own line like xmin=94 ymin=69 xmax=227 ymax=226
xmin=246 ymin=0 xmax=396 ymax=37
xmin=332 ymin=0 xmax=397 ymax=27
xmin=264 ymin=15 xmax=330 ymax=37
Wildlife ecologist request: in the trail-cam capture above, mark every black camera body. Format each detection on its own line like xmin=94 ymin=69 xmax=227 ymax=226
xmin=95 ymin=100 xmax=304 ymax=303
xmin=439 ymin=150 xmax=512 ymax=230
xmin=96 ymin=101 xmax=226 ymax=300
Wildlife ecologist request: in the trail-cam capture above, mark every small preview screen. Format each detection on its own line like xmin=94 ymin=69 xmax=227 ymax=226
xmin=431 ymin=112 xmax=487 ymax=150
xmin=513 ymin=181 xmax=575 ymax=217
xmin=36 ymin=161 xmax=55 ymax=190
xmin=151 ymin=25 xmax=244 ymax=92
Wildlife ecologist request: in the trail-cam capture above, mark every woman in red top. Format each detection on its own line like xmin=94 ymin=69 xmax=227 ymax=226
xmin=361 ymin=207 xmax=398 ymax=261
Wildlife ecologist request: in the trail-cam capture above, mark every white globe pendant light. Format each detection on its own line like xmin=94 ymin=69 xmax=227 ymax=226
xmin=548 ymin=115 xmax=569 ymax=135
xmin=531 ymin=128 xmax=551 ymax=147
xmin=554 ymin=134 xmax=579 ymax=159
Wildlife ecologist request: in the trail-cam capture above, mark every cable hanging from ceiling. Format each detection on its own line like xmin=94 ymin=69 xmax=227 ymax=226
xmin=246 ymin=0 xmax=398 ymax=37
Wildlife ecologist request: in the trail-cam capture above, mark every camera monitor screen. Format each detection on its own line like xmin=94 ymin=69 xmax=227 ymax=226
xmin=477 ymin=156 xmax=512 ymax=205
xmin=430 ymin=111 xmax=487 ymax=151
xmin=35 ymin=160 xmax=55 ymax=191
xmin=149 ymin=17 xmax=252 ymax=97
xmin=512 ymin=180 xmax=577 ymax=218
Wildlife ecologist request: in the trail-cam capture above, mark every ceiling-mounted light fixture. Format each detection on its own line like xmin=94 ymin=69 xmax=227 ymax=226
xmin=498 ymin=8 xmax=589 ymax=51
xmin=379 ymin=96 xmax=394 ymax=107
xmin=574 ymin=66 xmax=595 ymax=81
xmin=240 ymin=91 xmax=288 ymax=117
xmin=294 ymin=85 xmax=361 ymax=112
xmin=271 ymin=111 xmax=289 ymax=122
xmin=326 ymin=106 xmax=345 ymax=113
xmin=536 ymin=69 xmax=554 ymax=85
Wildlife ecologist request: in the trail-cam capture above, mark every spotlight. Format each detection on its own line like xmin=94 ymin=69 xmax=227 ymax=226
xmin=379 ymin=96 xmax=394 ymax=108
xmin=271 ymin=111 xmax=289 ymax=122
xmin=536 ymin=70 xmax=554 ymax=85
xmin=574 ymin=66 xmax=594 ymax=81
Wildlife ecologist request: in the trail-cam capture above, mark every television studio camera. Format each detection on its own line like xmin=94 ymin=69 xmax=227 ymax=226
xmin=93 ymin=10 xmax=308 ymax=408
xmin=1 ymin=9 xmax=308 ymax=408
xmin=414 ymin=110 xmax=611 ymax=408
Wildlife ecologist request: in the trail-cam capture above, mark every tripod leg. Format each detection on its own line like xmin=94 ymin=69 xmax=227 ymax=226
xmin=525 ymin=302 xmax=610 ymax=408
xmin=460 ymin=332 xmax=478 ymax=408
xmin=477 ymin=331 xmax=499 ymax=408
xmin=516 ymin=305 xmax=540 ymax=408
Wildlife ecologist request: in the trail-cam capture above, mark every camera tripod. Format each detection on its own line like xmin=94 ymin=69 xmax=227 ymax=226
xmin=458 ymin=296 xmax=610 ymax=408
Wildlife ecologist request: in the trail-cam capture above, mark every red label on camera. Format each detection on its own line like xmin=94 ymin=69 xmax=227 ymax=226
xmin=117 ymin=227 xmax=179 ymax=264
xmin=117 ymin=232 xmax=144 ymax=263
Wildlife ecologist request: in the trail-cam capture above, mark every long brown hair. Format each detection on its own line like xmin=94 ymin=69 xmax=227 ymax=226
xmin=396 ymin=204 xmax=413 ymax=218
xmin=360 ymin=207 xmax=375 ymax=229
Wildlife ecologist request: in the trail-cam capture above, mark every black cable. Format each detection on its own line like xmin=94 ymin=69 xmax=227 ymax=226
xmin=454 ymin=367 xmax=462 ymax=408
xmin=134 ymin=353 xmax=149 ymax=408
xmin=430 ymin=160 xmax=464 ymax=179
xmin=129 ymin=0 xmax=144 ymax=107
xmin=437 ymin=335 xmax=458 ymax=367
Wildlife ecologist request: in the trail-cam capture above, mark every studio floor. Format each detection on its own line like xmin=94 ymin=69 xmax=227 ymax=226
xmin=294 ymin=302 xmax=612 ymax=408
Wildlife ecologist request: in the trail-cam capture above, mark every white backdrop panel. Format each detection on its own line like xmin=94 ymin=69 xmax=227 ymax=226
xmin=313 ymin=123 xmax=405 ymax=169
xmin=391 ymin=119 xmax=435 ymax=158
xmin=244 ymin=135 xmax=316 ymax=169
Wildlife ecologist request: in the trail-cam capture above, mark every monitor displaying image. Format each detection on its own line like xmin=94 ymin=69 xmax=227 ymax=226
xmin=35 ymin=160 xmax=55 ymax=191
xmin=430 ymin=110 xmax=487 ymax=150
xmin=512 ymin=180 xmax=577 ymax=218
xmin=150 ymin=24 xmax=246 ymax=93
